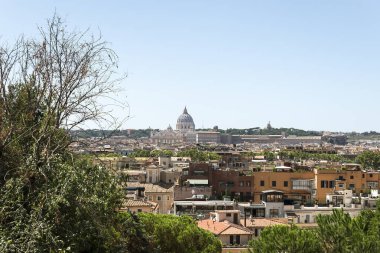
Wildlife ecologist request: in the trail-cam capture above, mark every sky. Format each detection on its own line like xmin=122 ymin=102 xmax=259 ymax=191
xmin=1 ymin=0 xmax=380 ymax=132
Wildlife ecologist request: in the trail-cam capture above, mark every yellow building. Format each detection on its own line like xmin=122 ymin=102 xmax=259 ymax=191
xmin=253 ymin=171 xmax=314 ymax=203
xmin=253 ymin=168 xmax=380 ymax=204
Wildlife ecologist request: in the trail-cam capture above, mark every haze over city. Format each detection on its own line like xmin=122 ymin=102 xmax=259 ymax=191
xmin=1 ymin=1 xmax=380 ymax=132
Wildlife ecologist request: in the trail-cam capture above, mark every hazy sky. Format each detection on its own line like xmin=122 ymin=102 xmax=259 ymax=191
xmin=1 ymin=1 xmax=380 ymax=132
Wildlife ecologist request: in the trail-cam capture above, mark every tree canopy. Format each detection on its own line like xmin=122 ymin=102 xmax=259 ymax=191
xmin=249 ymin=207 xmax=380 ymax=253
xmin=138 ymin=213 xmax=222 ymax=253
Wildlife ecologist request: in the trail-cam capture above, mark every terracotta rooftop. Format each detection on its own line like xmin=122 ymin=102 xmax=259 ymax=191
xmin=120 ymin=199 xmax=158 ymax=211
xmin=198 ymin=220 xmax=253 ymax=235
xmin=124 ymin=199 xmax=152 ymax=207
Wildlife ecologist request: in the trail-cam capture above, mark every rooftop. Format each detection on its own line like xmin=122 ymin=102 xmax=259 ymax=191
xmin=198 ymin=220 xmax=253 ymax=235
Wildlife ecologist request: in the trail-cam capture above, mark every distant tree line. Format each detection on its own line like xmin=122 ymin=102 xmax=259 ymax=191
xmin=71 ymin=129 xmax=155 ymax=139
xmin=128 ymin=148 xmax=221 ymax=162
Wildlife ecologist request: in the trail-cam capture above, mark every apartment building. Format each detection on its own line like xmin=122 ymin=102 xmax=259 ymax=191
xmin=253 ymin=168 xmax=380 ymax=204
xmin=252 ymin=171 xmax=314 ymax=203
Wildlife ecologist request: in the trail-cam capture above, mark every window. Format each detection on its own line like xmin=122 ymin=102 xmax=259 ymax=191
xmin=362 ymin=174 xmax=365 ymax=178
xmin=321 ymin=180 xmax=328 ymax=188
xmin=240 ymin=181 xmax=244 ymax=187
xmin=226 ymin=213 xmax=231 ymax=217
xmin=370 ymin=174 xmax=373 ymax=178
xmin=272 ymin=181 xmax=277 ymax=187
xmin=246 ymin=192 xmax=252 ymax=201
xmin=157 ymin=196 xmax=161 ymax=201
xmin=349 ymin=184 xmax=355 ymax=190
xmin=368 ymin=181 xmax=379 ymax=188
xmin=338 ymin=176 xmax=344 ymax=180
xmin=255 ymin=209 xmax=265 ymax=217
xmin=246 ymin=181 xmax=251 ymax=187
xmin=338 ymin=183 xmax=344 ymax=188
xmin=266 ymin=194 xmax=282 ymax=202
xmin=292 ymin=179 xmax=312 ymax=190
xmin=260 ymin=180 xmax=265 ymax=186
xmin=350 ymin=175 xmax=354 ymax=179
xmin=284 ymin=181 xmax=289 ymax=187
xmin=269 ymin=209 xmax=279 ymax=218
xmin=167 ymin=196 xmax=170 ymax=200
xmin=137 ymin=209 xmax=142 ymax=212
xmin=329 ymin=180 xmax=335 ymax=188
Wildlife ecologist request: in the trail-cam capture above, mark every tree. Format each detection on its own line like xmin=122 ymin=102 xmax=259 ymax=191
xmin=0 ymin=14 xmax=125 ymax=174
xmin=249 ymin=206 xmax=380 ymax=253
xmin=0 ymin=15 xmax=224 ymax=253
xmin=316 ymin=209 xmax=380 ymax=253
xmin=138 ymin=213 xmax=222 ymax=253
xmin=249 ymin=225 xmax=322 ymax=253
xmin=0 ymin=15 xmax=127 ymax=252
xmin=176 ymin=148 xmax=221 ymax=161
xmin=356 ymin=151 xmax=380 ymax=170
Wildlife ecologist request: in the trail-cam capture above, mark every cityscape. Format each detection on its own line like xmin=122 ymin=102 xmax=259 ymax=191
xmin=2 ymin=1 xmax=380 ymax=253
xmin=71 ymin=106 xmax=380 ymax=252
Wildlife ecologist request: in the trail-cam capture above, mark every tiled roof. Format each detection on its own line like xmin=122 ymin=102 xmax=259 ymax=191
xmin=124 ymin=199 xmax=152 ymax=207
xmin=198 ymin=220 xmax=253 ymax=235
xmin=240 ymin=218 xmax=289 ymax=228
xmin=127 ymin=182 xmax=173 ymax=193
xmin=120 ymin=199 xmax=159 ymax=211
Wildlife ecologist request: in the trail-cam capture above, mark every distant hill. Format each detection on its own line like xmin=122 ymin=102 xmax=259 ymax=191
xmin=70 ymin=129 xmax=156 ymax=139
xmin=71 ymin=127 xmax=324 ymax=139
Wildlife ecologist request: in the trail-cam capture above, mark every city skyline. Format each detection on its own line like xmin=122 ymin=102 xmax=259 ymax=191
xmin=1 ymin=1 xmax=380 ymax=132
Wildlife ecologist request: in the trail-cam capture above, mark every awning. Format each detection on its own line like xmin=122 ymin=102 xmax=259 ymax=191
xmin=286 ymin=212 xmax=298 ymax=217
xmin=187 ymin=179 xmax=209 ymax=185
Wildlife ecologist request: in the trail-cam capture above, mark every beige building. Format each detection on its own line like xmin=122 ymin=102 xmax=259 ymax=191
xmin=127 ymin=182 xmax=174 ymax=214
xmin=196 ymin=131 xmax=221 ymax=144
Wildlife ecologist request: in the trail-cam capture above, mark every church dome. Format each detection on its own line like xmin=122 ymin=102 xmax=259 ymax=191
xmin=176 ymin=107 xmax=195 ymax=132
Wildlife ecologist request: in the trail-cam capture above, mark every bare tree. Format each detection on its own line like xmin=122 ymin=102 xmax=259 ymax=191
xmin=0 ymin=14 xmax=126 ymax=165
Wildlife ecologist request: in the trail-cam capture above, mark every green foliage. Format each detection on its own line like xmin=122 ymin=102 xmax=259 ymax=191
xmin=138 ymin=213 xmax=222 ymax=253
xmin=0 ymin=156 xmax=124 ymax=252
xmin=129 ymin=148 xmax=221 ymax=161
xmin=176 ymin=148 xmax=221 ymax=161
xmin=263 ymin=151 xmax=276 ymax=161
xmin=221 ymin=127 xmax=321 ymax=136
xmin=249 ymin=207 xmax=380 ymax=253
xmin=316 ymin=209 xmax=380 ymax=253
xmin=113 ymin=212 xmax=152 ymax=253
xmin=249 ymin=225 xmax=322 ymax=253
xmin=128 ymin=149 xmax=174 ymax=158
xmin=355 ymin=151 xmax=380 ymax=170
xmin=279 ymin=150 xmax=352 ymax=163
xmin=70 ymin=129 xmax=155 ymax=139
xmin=150 ymin=149 xmax=174 ymax=157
